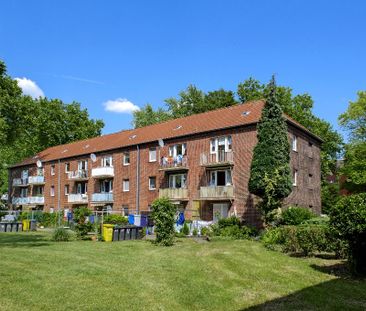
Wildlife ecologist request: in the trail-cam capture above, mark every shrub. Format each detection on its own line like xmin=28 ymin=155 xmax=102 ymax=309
xmin=151 ymin=197 xmax=176 ymax=246
xmin=103 ymin=214 xmax=128 ymax=225
xmin=208 ymin=217 xmax=258 ymax=240
xmin=192 ymin=228 xmax=198 ymax=236
xmin=218 ymin=216 xmax=241 ymax=229
xmin=329 ymin=193 xmax=366 ymax=276
xmin=182 ymin=222 xmax=190 ymax=235
xmin=73 ymin=207 xmax=91 ymax=224
xmin=201 ymin=227 xmax=209 ymax=236
xmin=75 ymin=223 xmax=94 ymax=239
xmin=52 ymin=227 xmax=72 ymax=242
xmin=261 ymin=227 xmax=286 ymax=249
xmin=280 ymin=206 xmax=315 ymax=225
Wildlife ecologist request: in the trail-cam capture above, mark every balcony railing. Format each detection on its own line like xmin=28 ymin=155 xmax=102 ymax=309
xmin=200 ymin=151 xmax=233 ymax=166
xmin=68 ymin=193 xmax=88 ymax=204
xmin=12 ymin=178 xmax=28 ymax=187
xmin=68 ymin=170 xmax=88 ymax=181
xmin=12 ymin=196 xmax=44 ymax=205
xmin=91 ymin=167 xmax=114 ymax=178
xmin=159 ymin=188 xmax=188 ymax=200
xmin=200 ymin=186 xmax=234 ymax=200
xmin=91 ymin=193 xmax=113 ymax=202
xmin=159 ymin=155 xmax=188 ymax=171
xmin=28 ymin=176 xmax=45 ymax=185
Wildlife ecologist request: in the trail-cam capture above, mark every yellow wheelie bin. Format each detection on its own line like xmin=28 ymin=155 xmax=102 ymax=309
xmin=103 ymin=224 xmax=114 ymax=242
xmin=22 ymin=219 xmax=30 ymax=231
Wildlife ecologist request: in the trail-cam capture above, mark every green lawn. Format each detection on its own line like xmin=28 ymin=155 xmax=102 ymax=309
xmin=0 ymin=232 xmax=365 ymax=311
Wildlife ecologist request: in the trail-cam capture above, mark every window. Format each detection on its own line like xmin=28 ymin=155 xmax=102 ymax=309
xmin=64 ymin=185 xmax=69 ymax=196
xmin=65 ymin=163 xmax=70 ymax=173
xmin=209 ymin=170 xmax=232 ymax=186
xmin=102 ymin=156 xmax=113 ymax=167
xmin=169 ymin=144 xmax=186 ymax=157
xmin=51 ymin=165 xmax=55 ymax=176
xmin=78 ymin=160 xmax=88 ymax=171
xmin=21 ymin=169 xmax=28 ymax=179
xmin=308 ymin=142 xmax=313 ymax=158
xmin=210 ymin=136 xmax=232 ymax=154
xmin=100 ymin=180 xmax=113 ymax=193
xmin=76 ymin=182 xmax=87 ymax=194
xmin=168 ymin=174 xmax=186 ymax=188
xmin=20 ymin=188 xmax=28 ymax=197
xmin=149 ymin=148 xmax=157 ymax=162
xmin=37 ymin=168 xmax=44 ymax=176
xmin=123 ymin=152 xmax=130 ymax=165
xmin=149 ymin=177 xmax=156 ymax=190
xmin=123 ymin=179 xmax=130 ymax=192
xmin=50 ymin=185 xmax=55 ymax=197
xmin=292 ymin=135 xmax=298 ymax=151
xmin=34 ymin=186 xmax=43 ymax=196
xmin=293 ymin=169 xmax=298 ymax=186
xmin=210 ymin=139 xmax=216 ymax=154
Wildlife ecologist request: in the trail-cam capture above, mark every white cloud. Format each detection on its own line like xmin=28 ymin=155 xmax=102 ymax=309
xmin=15 ymin=77 xmax=45 ymax=98
xmin=103 ymin=98 xmax=140 ymax=114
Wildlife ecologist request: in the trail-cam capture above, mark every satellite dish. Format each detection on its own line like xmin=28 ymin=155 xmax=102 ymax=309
xmin=158 ymin=138 xmax=164 ymax=148
xmin=90 ymin=153 xmax=97 ymax=162
xmin=36 ymin=160 xmax=42 ymax=168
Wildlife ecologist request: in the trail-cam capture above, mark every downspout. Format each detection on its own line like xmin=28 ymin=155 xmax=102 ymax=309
xmin=136 ymin=145 xmax=140 ymax=214
xmin=57 ymin=159 xmax=61 ymax=226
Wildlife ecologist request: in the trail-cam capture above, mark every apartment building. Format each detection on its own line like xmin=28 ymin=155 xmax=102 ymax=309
xmin=8 ymin=100 xmax=322 ymax=226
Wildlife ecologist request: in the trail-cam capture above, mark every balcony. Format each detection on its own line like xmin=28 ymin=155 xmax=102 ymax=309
xmin=159 ymin=188 xmax=188 ymax=200
xmin=28 ymin=176 xmax=45 ymax=185
xmin=12 ymin=178 xmax=28 ymax=187
xmin=200 ymin=151 xmax=233 ymax=167
xmin=12 ymin=196 xmax=44 ymax=205
xmin=91 ymin=167 xmax=114 ymax=178
xmin=68 ymin=193 xmax=88 ymax=204
xmin=159 ymin=155 xmax=188 ymax=171
xmin=199 ymin=186 xmax=234 ymax=200
xmin=91 ymin=193 xmax=113 ymax=202
xmin=68 ymin=170 xmax=88 ymax=181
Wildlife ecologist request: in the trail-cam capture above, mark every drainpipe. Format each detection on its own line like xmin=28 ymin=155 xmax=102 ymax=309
xmin=136 ymin=145 xmax=140 ymax=214
xmin=57 ymin=159 xmax=61 ymax=226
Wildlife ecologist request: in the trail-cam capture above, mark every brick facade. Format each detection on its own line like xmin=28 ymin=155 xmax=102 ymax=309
xmin=8 ymin=121 xmax=321 ymax=227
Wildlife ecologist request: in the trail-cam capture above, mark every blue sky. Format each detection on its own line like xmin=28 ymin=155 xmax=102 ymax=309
xmin=1 ymin=1 xmax=365 ymax=137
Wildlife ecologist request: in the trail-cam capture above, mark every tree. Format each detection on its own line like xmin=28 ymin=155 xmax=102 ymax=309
xmin=0 ymin=59 xmax=104 ymax=194
xmin=203 ymin=89 xmax=237 ymax=110
xmin=248 ymin=76 xmax=292 ymax=220
xmin=151 ymin=197 xmax=176 ymax=246
xmin=338 ymin=92 xmax=366 ymax=193
xmin=133 ymin=104 xmax=171 ymax=128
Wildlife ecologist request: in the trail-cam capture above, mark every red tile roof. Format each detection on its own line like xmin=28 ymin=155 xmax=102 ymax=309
xmin=11 ymin=100 xmax=321 ymax=168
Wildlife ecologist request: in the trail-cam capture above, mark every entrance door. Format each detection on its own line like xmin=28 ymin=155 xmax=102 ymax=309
xmin=212 ymin=203 xmax=229 ymax=222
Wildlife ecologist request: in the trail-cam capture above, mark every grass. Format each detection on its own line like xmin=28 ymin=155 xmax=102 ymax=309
xmin=0 ymin=232 xmax=365 ymax=310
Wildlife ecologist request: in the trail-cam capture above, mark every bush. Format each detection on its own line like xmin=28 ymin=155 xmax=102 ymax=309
xmin=329 ymin=193 xmax=366 ymax=276
xmin=182 ymin=222 xmax=190 ymax=235
xmin=208 ymin=217 xmax=258 ymax=240
xmin=280 ymin=206 xmax=315 ymax=225
xmin=75 ymin=223 xmax=94 ymax=239
xmin=261 ymin=227 xmax=286 ymax=250
xmin=151 ymin=197 xmax=176 ymax=246
xmin=52 ymin=227 xmax=72 ymax=242
xmin=103 ymin=214 xmax=128 ymax=225
xmin=192 ymin=228 xmax=198 ymax=236
xmin=73 ymin=207 xmax=91 ymax=224
xmin=201 ymin=227 xmax=209 ymax=236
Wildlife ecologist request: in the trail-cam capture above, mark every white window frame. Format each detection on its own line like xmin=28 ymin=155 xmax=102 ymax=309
xmin=64 ymin=185 xmax=69 ymax=196
xmin=210 ymin=136 xmax=232 ymax=154
xmin=149 ymin=177 xmax=156 ymax=190
xmin=292 ymin=135 xmax=298 ymax=152
xmin=78 ymin=160 xmax=88 ymax=171
xmin=149 ymin=148 xmax=157 ymax=162
xmin=50 ymin=186 xmax=55 ymax=197
xmin=51 ymin=165 xmax=55 ymax=176
xmin=65 ymin=163 xmax=70 ymax=173
xmin=20 ymin=188 xmax=28 ymax=198
xmin=123 ymin=179 xmax=130 ymax=192
xmin=168 ymin=144 xmax=186 ymax=157
xmin=293 ymin=169 xmax=298 ymax=186
xmin=21 ymin=169 xmax=28 ymax=179
xmin=168 ymin=174 xmax=187 ymax=189
xmin=123 ymin=152 xmax=130 ymax=166
xmin=209 ymin=170 xmax=232 ymax=186
xmin=77 ymin=183 xmax=88 ymax=194
xmin=100 ymin=180 xmax=113 ymax=193
xmin=102 ymin=156 xmax=113 ymax=167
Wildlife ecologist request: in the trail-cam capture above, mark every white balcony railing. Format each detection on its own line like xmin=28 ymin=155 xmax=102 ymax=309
xmin=200 ymin=186 xmax=234 ymax=199
xmin=200 ymin=151 xmax=233 ymax=166
xmin=159 ymin=188 xmax=188 ymax=200
xmin=68 ymin=170 xmax=88 ymax=180
xmin=28 ymin=176 xmax=45 ymax=184
xmin=12 ymin=178 xmax=28 ymax=187
xmin=29 ymin=196 xmax=45 ymax=204
xmin=159 ymin=155 xmax=188 ymax=170
xmin=91 ymin=193 xmax=113 ymax=202
xmin=68 ymin=193 xmax=88 ymax=204
xmin=12 ymin=197 xmax=30 ymax=205
xmin=91 ymin=167 xmax=114 ymax=178
xmin=12 ymin=196 xmax=44 ymax=205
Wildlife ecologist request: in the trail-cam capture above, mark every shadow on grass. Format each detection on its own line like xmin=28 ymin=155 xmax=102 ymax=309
xmin=0 ymin=233 xmax=50 ymax=248
xmin=242 ymin=278 xmax=366 ymax=310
